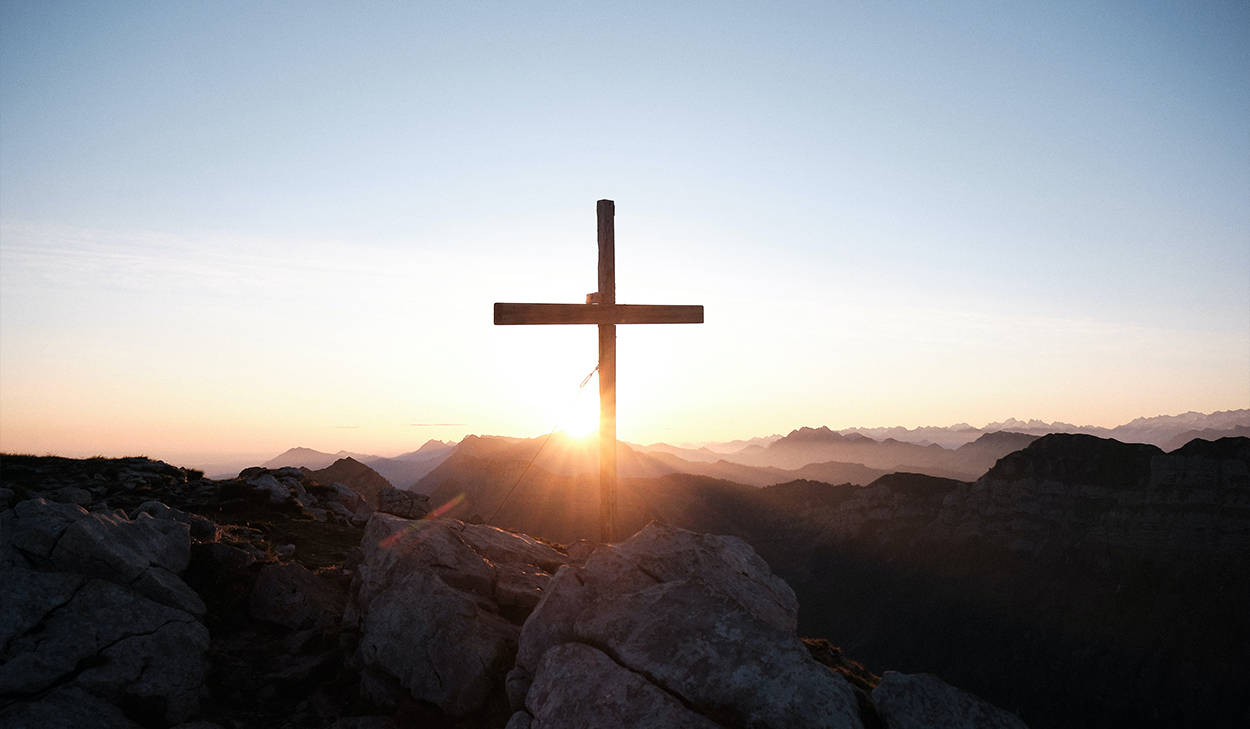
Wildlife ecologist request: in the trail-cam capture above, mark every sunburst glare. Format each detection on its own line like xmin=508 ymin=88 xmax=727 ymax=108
xmin=560 ymin=381 xmax=600 ymax=439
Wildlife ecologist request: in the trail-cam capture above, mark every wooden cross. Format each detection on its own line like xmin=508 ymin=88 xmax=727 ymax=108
xmin=494 ymin=200 xmax=704 ymax=543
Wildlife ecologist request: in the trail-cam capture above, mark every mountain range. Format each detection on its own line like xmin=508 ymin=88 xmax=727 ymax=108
xmin=50 ymin=407 xmax=1245 ymax=727
xmin=825 ymin=409 xmax=1250 ymax=449
xmin=263 ymin=440 xmax=455 ymax=488
xmin=255 ymin=410 xmax=1248 ymax=493
xmin=251 ymin=410 xmax=1240 ymax=490
xmin=408 ymin=431 xmax=1249 ymax=728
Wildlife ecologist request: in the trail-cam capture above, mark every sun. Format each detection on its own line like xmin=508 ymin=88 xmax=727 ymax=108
xmin=560 ymin=390 xmax=600 ymax=439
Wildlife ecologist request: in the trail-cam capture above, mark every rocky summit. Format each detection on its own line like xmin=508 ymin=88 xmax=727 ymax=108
xmin=0 ymin=453 xmax=1025 ymax=728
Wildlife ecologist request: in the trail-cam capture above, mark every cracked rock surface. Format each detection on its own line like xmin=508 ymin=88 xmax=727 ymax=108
xmin=516 ymin=521 xmax=865 ymax=729
xmin=1 ymin=499 xmax=210 ymax=724
xmin=344 ymin=515 xmax=569 ymax=720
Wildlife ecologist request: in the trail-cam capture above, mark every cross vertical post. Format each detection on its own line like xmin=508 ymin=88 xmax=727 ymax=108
xmin=493 ymin=200 xmax=703 ymax=544
xmin=597 ymin=199 xmax=617 ymax=543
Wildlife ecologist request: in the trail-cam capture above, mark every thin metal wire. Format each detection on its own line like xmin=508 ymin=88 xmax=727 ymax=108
xmin=486 ymin=363 xmax=599 ymax=527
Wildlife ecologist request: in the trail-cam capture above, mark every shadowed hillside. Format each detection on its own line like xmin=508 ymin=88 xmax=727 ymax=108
xmin=3 ymin=452 xmax=1027 ymax=729
xmin=648 ymin=428 xmax=1039 ymax=480
xmin=417 ymin=434 xmax=1250 ymax=728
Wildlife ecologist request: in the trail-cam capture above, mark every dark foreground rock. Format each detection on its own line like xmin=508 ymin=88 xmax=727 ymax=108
xmin=873 ymin=672 xmax=1029 ymax=729
xmin=2 ymin=454 xmax=1026 ymax=728
xmin=511 ymin=522 xmax=865 ymax=728
xmin=1 ymin=499 xmax=211 ymax=725
xmin=374 ymin=486 xmax=430 ymax=519
xmin=343 ymin=515 xmax=569 ymax=720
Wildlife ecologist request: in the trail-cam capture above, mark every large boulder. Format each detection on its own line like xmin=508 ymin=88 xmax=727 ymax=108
xmin=3 ymin=498 xmax=204 ymax=615
xmin=248 ymin=474 xmax=294 ymax=503
xmin=0 ymin=498 xmax=211 ymax=724
xmin=515 ymin=522 xmax=864 ymax=729
xmin=0 ymin=685 xmax=143 ymax=729
xmin=520 ymin=642 xmax=723 ymax=729
xmin=0 ymin=569 xmax=209 ymax=724
xmin=346 ymin=515 xmax=568 ymax=719
xmin=375 ymin=486 xmax=430 ymax=519
xmin=131 ymin=500 xmax=220 ymax=542
xmin=357 ymin=569 xmax=519 ymax=715
xmin=322 ymin=482 xmax=367 ymax=513
xmin=250 ymin=562 xmax=346 ymax=631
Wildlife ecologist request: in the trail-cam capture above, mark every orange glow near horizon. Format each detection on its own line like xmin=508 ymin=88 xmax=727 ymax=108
xmin=560 ymin=386 xmax=601 ymax=439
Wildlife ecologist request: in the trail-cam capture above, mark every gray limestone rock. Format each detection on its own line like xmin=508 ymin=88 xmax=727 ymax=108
xmin=325 ymin=717 xmax=399 ymax=729
xmin=0 ymin=685 xmax=143 ymax=729
xmin=504 ymin=666 xmax=532 ymax=712
xmin=325 ymin=482 xmax=365 ymax=513
xmin=376 ymin=486 xmax=430 ymax=519
xmin=0 ymin=566 xmax=86 ymax=655
xmin=564 ymin=538 xmax=597 ymax=563
xmin=0 ymin=576 xmax=209 ymax=724
xmin=3 ymin=498 xmax=93 ymax=566
xmin=350 ymin=515 xmax=495 ymax=620
xmin=356 ymin=569 xmax=519 ymax=716
xmin=872 ymin=672 xmax=1029 ymax=729
xmin=208 ymin=542 xmax=256 ymax=570
xmin=75 ymin=615 xmax=212 ymax=723
xmin=589 ymin=578 xmax=860 ymax=728
xmin=49 ymin=485 xmax=94 ymax=506
xmin=493 ymin=562 xmax=550 ymax=615
xmin=54 ymin=510 xmax=190 ymax=577
xmin=271 ymin=466 xmax=305 ymax=480
xmin=3 ymin=498 xmax=204 ymax=615
xmin=347 ymin=515 xmax=565 ymax=717
xmin=516 ymin=522 xmax=862 ymax=729
xmin=453 ymin=521 xmax=569 ymax=574
xmin=350 ymin=501 xmax=377 ymax=527
xmin=525 ymin=642 xmax=722 ymax=729
xmin=250 ymin=562 xmax=345 ymax=630
xmin=130 ymin=563 xmax=208 ymax=616
xmin=132 ymin=500 xmax=221 ymax=542
xmin=327 ymin=501 xmax=355 ymax=520
xmin=248 ymin=474 xmax=292 ymax=503
xmin=517 ymin=521 xmax=799 ymax=672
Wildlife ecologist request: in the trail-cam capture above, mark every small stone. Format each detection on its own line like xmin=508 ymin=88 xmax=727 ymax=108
xmin=376 ymin=486 xmax=430 ymax=519
xmin=565 ymin=539 xmax=597 ymax=563
xmin=209 ymin=543 xmax=256 ymax=570
xmin=250 ymin=562 xmax=345 ymax=630
xmin=50 ymin=486 xmax=93 ymax=506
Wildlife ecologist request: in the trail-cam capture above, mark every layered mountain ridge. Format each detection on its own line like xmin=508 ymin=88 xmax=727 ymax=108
xmin=405 ymin=432 xmax=1249 ymax=728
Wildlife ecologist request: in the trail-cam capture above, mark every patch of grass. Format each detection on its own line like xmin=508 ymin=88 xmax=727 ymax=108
xmin=803 ymin=637 xmax=880 ymax=692
xmin=305 ymin=483 xmax=336 ymax=498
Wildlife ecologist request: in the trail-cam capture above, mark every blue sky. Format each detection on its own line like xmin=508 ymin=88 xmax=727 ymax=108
xmin=1 ymin=1 xmax=1247 ymax=463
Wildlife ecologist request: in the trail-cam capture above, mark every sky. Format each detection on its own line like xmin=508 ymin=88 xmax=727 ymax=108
xmin=1 ymin=0 xmax=1247 ymax=468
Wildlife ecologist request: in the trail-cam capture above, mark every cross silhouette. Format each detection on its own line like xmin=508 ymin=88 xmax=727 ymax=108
xmin=494 ymin=200 xmax=704 ymax=542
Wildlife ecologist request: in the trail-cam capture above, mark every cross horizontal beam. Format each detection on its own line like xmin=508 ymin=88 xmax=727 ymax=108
xmin=494 ymin=302 xmax=703 ymax=326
